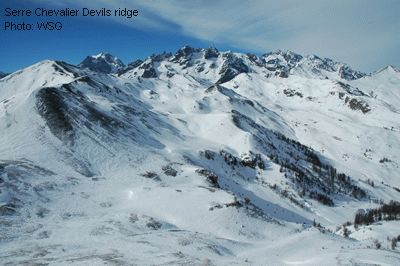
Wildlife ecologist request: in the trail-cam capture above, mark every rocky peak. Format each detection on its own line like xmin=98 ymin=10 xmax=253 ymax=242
xmin=388 ymin=65 xmax=399 ymax=72
xmin=303 ymin=55 xmax=337 ymax=72
xmin=114 ymin=47 xmax=367 ymax=82
xmin=338 ymin=65 xmax=365 ymax=80
xmin=128 ymin=59 xmax=144 ymax=68
xmin=376 ymin=65 xmax=399 ymax=74
xmin=118 ymin=59 xmax=144 ymax=75
xmin=204 ymin=47 xmax=220 ymax=59
xmin=171 ymin=45 xmax=201 ymax=64
xmin=217 ymin=52 xmax=249 ymax=84
xmin=278 ymin=50 xmax=303 ymax=65
xmin=246 ymin=53 xmax=264 ymax=67
xmin=295 ymin=54 xmax=365 ymax=80
xmin=150 ymin=52 xmax=173 ymax=62
xmin=79 ymin=52 xmax=125 ymax=74
xmin=262 ymin=50 xmax=303 ymax=72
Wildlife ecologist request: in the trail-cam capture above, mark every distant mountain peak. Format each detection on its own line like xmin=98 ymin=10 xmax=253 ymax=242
xmin=0 ymin=71 xmax=8 ymax=79
xmin=149 ymin=52 xmax=172 ymax=62
xmin=79 ymin=52 xmax=125 ymax=74
xmin=178 ymin=45 xmax=200 ymax=54
xmin=204 ymin=47 xmax=220 ymax=59
xmin=370 ymin=65 xmax=400 ymax=78
xmin=171 ymin=45 xmax=201 ymax=63
xmin=263 ymin=49 xmax=303 ymax=60
xmin=93 ymin=52 xmax=107 ymax=58
xmin=381 ymin=65 xmax=399 ymax=73
xmin=262 ymin=49 xmax=303 ymax=73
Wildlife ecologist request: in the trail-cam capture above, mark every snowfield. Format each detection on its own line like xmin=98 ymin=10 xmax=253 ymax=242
xmin=0 ymin=47 xmax=399 ymax=265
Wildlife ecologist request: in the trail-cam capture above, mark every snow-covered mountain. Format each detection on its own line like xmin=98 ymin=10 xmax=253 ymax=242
xmin=79 ymin=52 xmax=125 ymax=74
xmin=0 ymin=72 xmax=8 ymax=79
xmin=1 ymin=46 xmax=399 ymax=265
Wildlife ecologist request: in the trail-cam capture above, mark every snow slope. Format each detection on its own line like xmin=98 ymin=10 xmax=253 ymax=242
xmin=0 ymin=47 xmax=399 ymax=265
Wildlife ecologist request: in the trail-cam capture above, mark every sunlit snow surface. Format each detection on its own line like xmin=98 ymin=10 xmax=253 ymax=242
xmin=0 ymin=50 xmax=400 ymax=265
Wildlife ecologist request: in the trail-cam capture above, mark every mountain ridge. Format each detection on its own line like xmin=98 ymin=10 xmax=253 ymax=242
xmin=74 ymin=46 xmax=387 ymax=81
xmin=0 ymin=71 xmax=8 ymax=79
xmin=79 ymin=52 xmax=125 ymax=74
xmin=0 ymin=46 xmax=399 ymax=265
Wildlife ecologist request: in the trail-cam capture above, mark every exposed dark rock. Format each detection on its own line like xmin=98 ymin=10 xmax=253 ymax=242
xmin=379 ymin=157 xmax=391 ymax=163
xmin=277 ymin=71 xmax=289 ymax=78
xmin=204 ymin=47 xmax=220 ymax=59
xmin=225 ymin=198 xmax=243 ymax=208
xmin=141 ymin=171 xmax=160 ymax=180
xmin=146 ymin=217 xmax=162 ymax=230
xmin=118 ymin=59 xmax=143 ymax=75
xmin=196 ymin=169 xmax=220 ymax=188
xmin=246 ymin=53 xmax=264 ymax=67
xmin=348 ymin=98 xmax=371 ymax=113
xmin=162 ymin=165 xmax=178 ymax=177
xmin=307 ymin=55 xmax=337 ymax=72
xmin=217 ymin=53 xmax=249 ymax=84
xmin=36 ymin=87 xmax=75 ymax=143
xmin=240 ymin=152 xmax=265 ymax=170
xmin=36 ymin=82 xmax=128 ymax=145
xmin=339 ymin=65 xmax=365 ymax=80
xmin=79 ymin=53 xmax=125 ymax=74
xmin=139 ymin=62 xmax=158 ymax=78
xmin=150 ymin=52 xmax=172 ymax=62
xmin=219 ymin=150 xmax=238 ymax=166
xmin=279 ymin=51 xmax=303 ymax=66
xmin=283 ymin=89 xmax=303 ymax=98
xmin=129 ymin=59 xmax=144 ymax=68
xmin=337 ymin=82 xmax=367 ymax=96
xmin=263 ymin=50 xmax=303 ymax=72
xmin=142 ymin=68 xmax=157 ymax=78
xmin=171 ymin=46 xmax=201 ymax=65
xmin=195 ymin=63 xmax=205 ymax=73
xmin=205 ymin=85 xmax=217 ymax=94
xmin=200 ymin=150 xmax=215 ymax=160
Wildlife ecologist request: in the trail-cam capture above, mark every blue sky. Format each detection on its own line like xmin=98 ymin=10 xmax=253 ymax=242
xmin=1 ymin=0 xmax=399 ymax=73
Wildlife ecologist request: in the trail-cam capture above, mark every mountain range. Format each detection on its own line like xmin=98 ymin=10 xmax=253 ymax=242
xmin=0 ymin=46 xmax=399 ymax=265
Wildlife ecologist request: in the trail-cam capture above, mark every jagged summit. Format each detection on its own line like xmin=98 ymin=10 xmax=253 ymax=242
xmin=388 ymin=65 xmax=399 ymax=72
xmin=114 ymin=46 xmax=366 ymax=82
xmin=374 ymin=65 xmax=399 ymax=75
xmin=204 ymin=47 xmax=220 ymax=59
xmin=263 ymin=49 xmax=303 ymax=64
xmin=79 ymin=52 xmax=125 ymax=74
xmin=172 ymin=45 xmax=201 ymax=60
xmin=73 ymin=46 xmax=373 ymax=83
